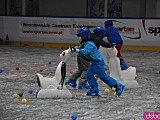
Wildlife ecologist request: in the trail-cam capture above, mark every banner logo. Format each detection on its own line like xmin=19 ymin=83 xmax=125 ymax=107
xmin=112 ymin=20 xmax=141 ymax=39
xmin=142 ymin=20 xmax=160 ymax=36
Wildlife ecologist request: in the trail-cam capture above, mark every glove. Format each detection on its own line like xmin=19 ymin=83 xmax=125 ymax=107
xmin=110 ymin=43 xmax=116 ymax=47
xmin=71 ymin=47 xmax=76 ymax=52
xmin=71 ymin=47 xmax=79 ymax=52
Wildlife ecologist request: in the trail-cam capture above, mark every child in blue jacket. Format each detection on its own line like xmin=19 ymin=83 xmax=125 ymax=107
xmin=66 ymin=26 xmax=112 ymax=90
xmin=71 ymin=27 xmax=125 ymax=97
xmin=104 ymin=20 xmax=128 ymax=70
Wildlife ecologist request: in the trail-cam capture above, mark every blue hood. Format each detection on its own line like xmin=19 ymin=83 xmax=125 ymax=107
xmin=104 ymin=20 xmax=113 ymax=29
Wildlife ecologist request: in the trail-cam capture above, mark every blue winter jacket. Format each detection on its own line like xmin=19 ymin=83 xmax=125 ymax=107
xmin=104 ymin=22 xmax=123 ymax=44
xmin=77 ymin=41 xmax=104 ymax=63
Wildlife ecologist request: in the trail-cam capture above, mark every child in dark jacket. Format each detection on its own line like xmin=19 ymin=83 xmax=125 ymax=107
xmin=70 ymin=27 xmax=125 ymax=97
xmin=104 ymin=20 xmax=128 ymax=70
xmin=66 ymin=26 xmax=113 ymax=90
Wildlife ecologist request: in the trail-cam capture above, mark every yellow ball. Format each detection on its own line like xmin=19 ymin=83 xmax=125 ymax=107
xmin=113 ymin=92 xmax=117 ymax=97
xmin=13 ymin=93 xmax=18 ymax=98
xmin=22 ymin=98 xmax=27 ymax=104
xmin=135 ymin=74 xmax=138 ymax=78
xmin=105 ymin=88 xmax=110 ymax=93
xmin=112 ymin=87 xmax=116 ymax=92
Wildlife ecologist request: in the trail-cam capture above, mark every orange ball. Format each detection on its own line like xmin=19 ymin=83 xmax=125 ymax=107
xmin=70 ymin=70 xmax=73 ymax=74
xmin=39 ymin=68 xmax=43 ymax=72
xmin=16 ymin=67 xmax=20 ymax=70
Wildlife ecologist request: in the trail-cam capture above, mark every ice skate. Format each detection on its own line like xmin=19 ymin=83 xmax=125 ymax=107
xmin=86 ymin=86 xmax=99 ymax=96
xmin=78 ymin=84 xmax=90 ymax=90
xmin=115 ymin=82 xmax=125 ymax=97
xmin=66 ymin=79 xmax=77 ymax=88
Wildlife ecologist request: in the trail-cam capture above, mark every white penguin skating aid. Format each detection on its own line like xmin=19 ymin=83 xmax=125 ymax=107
xmin=99 ymin=46 xmax=139 ymax=88
xmin=36 ymin=47 xmax=72 ymax=98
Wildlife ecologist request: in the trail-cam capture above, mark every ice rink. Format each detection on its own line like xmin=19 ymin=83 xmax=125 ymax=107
xmin=0 ymin=45 xmax=160 ymax=120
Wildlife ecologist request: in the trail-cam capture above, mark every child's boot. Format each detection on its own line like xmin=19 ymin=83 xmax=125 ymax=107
xmin=65 ymin=79 xmax=77 ymax=88
xmin=78 ymin=84 xmax=90 ymax=90
xmin=115 ymin=82 xmax=125 ymax=97
xmin=121 ymin=60 xmax=128 ymax=70
xmin=86 ymin=86 xmax=99 ymax=96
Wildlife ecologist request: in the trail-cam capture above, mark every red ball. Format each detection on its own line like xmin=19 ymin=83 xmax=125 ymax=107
xmin=39 ymin=68 xmax=43 ymax=72
xmin=16 ymin=67 xmax=20 ymax=70
xmin=70 ymin=70 xmax=73 ymax=74
xmin=94 ymin=74 xmax=98 ymax=78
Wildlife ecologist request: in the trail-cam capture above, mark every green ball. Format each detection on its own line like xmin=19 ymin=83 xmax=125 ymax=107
xmin=18 ymin=92 xmax=23 ymax=97
xmin=95 ymin=77 xmax=98 ymax=81
xmin=65 ymin=82 xmax=68 ymax=85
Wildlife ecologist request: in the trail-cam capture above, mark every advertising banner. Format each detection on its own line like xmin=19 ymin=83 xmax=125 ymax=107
xmin=0 ymin=16 xmax=160 ymax=46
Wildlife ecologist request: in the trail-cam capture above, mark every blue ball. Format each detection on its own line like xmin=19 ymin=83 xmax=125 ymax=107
xmin=48 ymin=61 xmax=52 ymax=64
xmin=71 ymin=114 xmax=77 ymax=120
xmin=28 ymin=89 xmax=33 ymax=94
xmin=0 ymin=69 xmax=3 ymax=73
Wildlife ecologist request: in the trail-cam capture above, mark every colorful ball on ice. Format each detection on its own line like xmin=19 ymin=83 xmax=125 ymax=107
xmin=94 ymin=74 xmax=98 ymax=80
xmin=48 ymin=61 xmax=52 ymax=64
xmin=94 ymin=74 xmax=98 ymax=78
xmin=71 ymin=114 xmax=77 ymax=120
xmin=112 ymin=87 xmax=116 ymax=92
xmin=113 ymin=92 xmax=117 ymax=97
xmin=135 ymin=74 xmax=138 ymax=78
xmin=28 ymin=89 xmax=33 ymax=94
xmin=13 ymin=93 xmax=18 ymax=98
xmin=16 ymin=67 xmax=19 ymax=70
xmin=69 ymin=70 xmax=73 ymax=74
xmin=39 ymin=68 xmax=43 ymax=72
xmin=65 ymin=82 xmax=68 ymax=85
xmin=18 ymin=92 xmax=23 ymax=97
xmin=22 ymin=98 xmax=27 ymax=104
xmin=0 ymin=69 xmax=3 ymax=73
xmin=105 ymin=88 xmax=110 ymax=93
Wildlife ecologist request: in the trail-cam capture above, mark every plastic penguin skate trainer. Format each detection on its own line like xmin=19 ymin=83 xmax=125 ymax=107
xmin=36 ymin=47 xmax=72 ymax=98
xmin=99 ymin=46 xmax=139 ymax=88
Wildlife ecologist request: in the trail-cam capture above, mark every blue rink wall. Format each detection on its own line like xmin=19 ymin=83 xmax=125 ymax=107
xmin=0 ymin=16 xmax=160 ymax=51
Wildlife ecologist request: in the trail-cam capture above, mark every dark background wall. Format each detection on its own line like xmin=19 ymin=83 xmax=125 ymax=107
xmin=0 ymin=0 xmax=159 ymax=18
xmin=39 ymin=0 xmax=87 ymax=17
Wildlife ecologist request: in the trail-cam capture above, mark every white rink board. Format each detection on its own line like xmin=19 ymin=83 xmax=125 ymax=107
xmin=0 ymin=16 xmax=160 ymax=46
